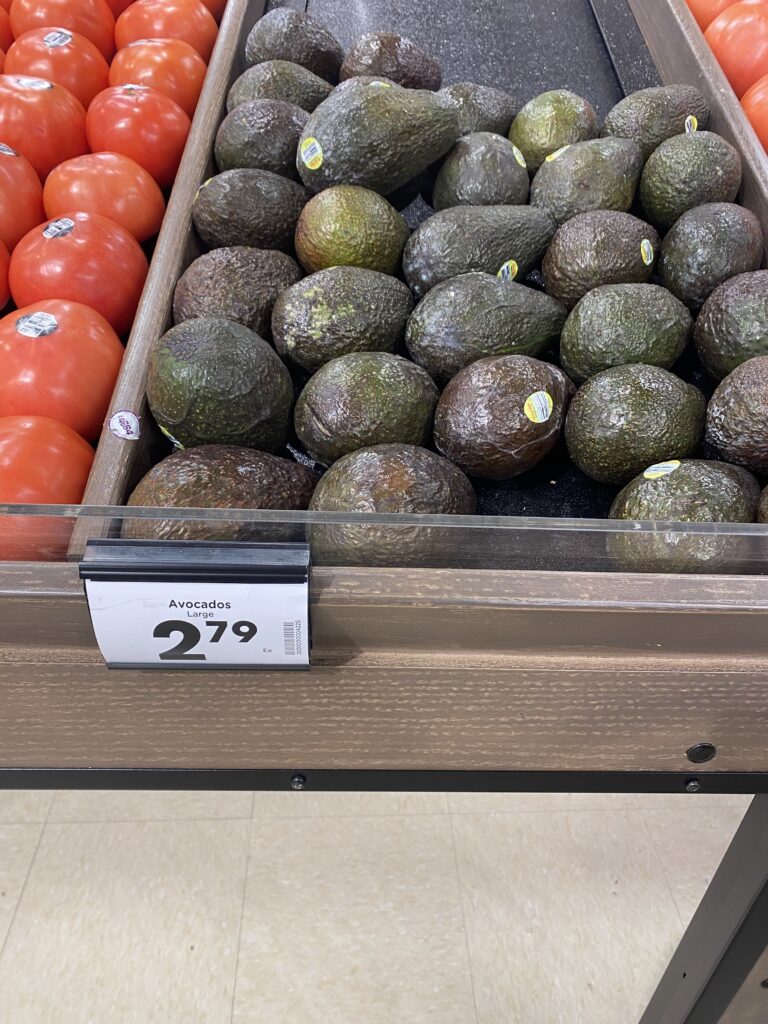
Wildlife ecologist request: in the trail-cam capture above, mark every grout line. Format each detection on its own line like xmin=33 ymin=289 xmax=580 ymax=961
xmin=0 ymin=793 xmax=54 ymax=964
xmin=228 ymin=817 xmax=254 ymax=1024
xmin=448 ymin=812 xmax=481 ymax=1024
xmin=44 ymin=815 xmax=255 ymax=825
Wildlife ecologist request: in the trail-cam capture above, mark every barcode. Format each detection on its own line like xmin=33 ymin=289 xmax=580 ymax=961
xmin=283 ymin=621 xmax=297 ymax=656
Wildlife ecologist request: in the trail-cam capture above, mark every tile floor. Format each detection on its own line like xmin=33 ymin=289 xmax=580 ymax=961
xmin=0 ymin=788 xmax=752 ymax=1024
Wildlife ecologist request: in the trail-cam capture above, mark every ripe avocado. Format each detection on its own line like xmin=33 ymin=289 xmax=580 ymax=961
xmin=296 ymin=81 xmax=458 ymax=194
xmin=244 ymin=9 xmax=344 ymax=83
xmin=659 ymin=202 xmax=764 ymax=311
xmin=564 ymin=363 xmax=706 ymax=485
xmin=694 ymin=271 xmax=768 ymax=380
xmin=432 ymin=132 xmax=529 ymax=210
xmin=295 ymin=352 xmax=438 ymax=464
xmin=529 ymin=137 xmax=643 ymax=225
xmin=508 ymin=90 xmax=597 ymax=172
xmin=294 ymin=185 xmax=409 ymax=274
xmin=192 ymin=169 xmax=309 ymax=252
xmin=403 ymin=205 xmax=555 ymax=298
xmin=340 ymin=32 xmax=441 ymax=90
xmin=560 ymin=284 xmax=692 ymax=383
xmin=639 ymin=131 xmax=742 ymax=230
xmin=123 ymin=446 xmax=319 ymax=542
xmin=542 ymin=211 xmax=659 ymax=309
xmin=214 ymin=99 xmax=308 ymax=179
xmin=759 ymin=486 xmax=768 ymax=523
xmin=173 ymin=247 xmax=301 ymax=338
xmin=146 ymin=318 xmax=294 ymax=453
xmin=227 ymin=61 xmax=332 ymax=114
xmin=705 ymin=355 xmax=768 ymax=473
xmin=439 ymin=82 xmax=519 ymax=136
xmin=434 ymin=355 xmax=574 ymax=479
xmin=600 ymin=84 xmax=710 ymax=161
xmin=272 ymin=266 xmax=413 ymax=371
xmin=405 ymin=272 xmax=567 ymax=385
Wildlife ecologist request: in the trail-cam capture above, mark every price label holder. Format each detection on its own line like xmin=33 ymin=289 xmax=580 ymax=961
xmin=80 ymin=540 xmax=311 ymax=670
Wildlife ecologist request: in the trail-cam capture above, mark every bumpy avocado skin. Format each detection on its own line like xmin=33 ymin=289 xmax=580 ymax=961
xmin=659 ymin=202 xmax=764 ymax=311
xmin=273 ymin=266 xmax=413 ymax=371
xmin=340 ymin=32 xmax=442 ymax=90
xmin=295 ymin=352 xmax=438 ymax=464
xmin=600 ymin=85 xmax=710 ymax=161
xmin=529 ymin=137 xmax=643 ymax=225
xmin=173 ymin=247 xmax=301 ymax=338
xmin=434 ymin=355 xmax=574 ymax=479
xmin=214 ymin=99 xmax=308 ymax=179
xmin=508 ymin=89 xmax=597 ymax=172
xmin=608 ymin=459 xmax=760 ymax=573
xmin=564 ymin=363 xmax=706 ymax=485
xmin=542 ymin=211 xmax=659 ymax=309
xmin=694 ymin=271 xmax=768 ymax=380
xmin=124 ymin=445 xmax=319 ymax=542
xmin=227 ymin=61 xmax=333 ymax=114
xmin=433 ymin=133 xmax=529 ymax=209
xmin=406 ymin=272 xmax=567 ymax=385
xmin=244 ymin=10 xmax=344 ymax=83
xmin=308 ymin=443 xmax=476 ymax=566
xmin=706 ymin=355 xmax=768 ymax=473
xmin=759 ymin=486 xmax=768 ymax=523
xmin=403 ymin=205 xmax=555 ymax=298
xmin=439 ymin=82 xmax=519 ymax=136
xmin=560 ymin=283 xmax=692 ymax=383
xmin=639 ymin=131 xmax=742 ymax=231
xmin=146 ymin=318 xmax=294 ymax=453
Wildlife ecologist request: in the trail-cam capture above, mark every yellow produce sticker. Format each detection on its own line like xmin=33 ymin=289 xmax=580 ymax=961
xmin=497 ymin=259 xmax=519 ymax=282
xmin=685 ymin=114 xmax=698 ymax=133
xmin=644 ymin=459 xmax=680 ymax=480
xmin=545 ymin=145 xmax=570 ymax=162
xmin=159 ymin=425 xmax=185 ymax=450
xmin=641 ymin=238 xmax=655 ymax=265
xmin=524 ymin=391 xmax=554 ymax=423
xmin=511 ymin=144 xmax=527 ymax=169
xmin=368 ymin=80 xmax=391 ymax=88
xmin=300 ymin=137 xmax=323 ymax=170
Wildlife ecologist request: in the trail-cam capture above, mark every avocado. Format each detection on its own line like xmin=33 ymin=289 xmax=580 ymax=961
xmin=564 ymin=363 xmax=706 ymax=485
xmin=694 ymin=271 xmax=768 ymax=380
xmin=601 ymin=84 xmax=710 ymax=161
xmin=705 ymin=355 xmax=768 ymax=473
xmin=192 ymin=169 xmax=309 ymax=252
xmin=659 ymin=202 xmax=764 ymax=311
xmin=272 ymin=265 xmax=413 ymax=371
xmin=434 ymin=355 xmax=574 ymax=479
xmin=340 ymin=32 xmax=441 ymax=90
xmin=542 ymin=211 xmax=659 ymax=309
xmin=608 ymin=459 xmax=760 ymax=573
xmin=296 ymin=81 xmax=458 ymax=194
xmin=529 ymin=137 xmax=643 ymax=225
xmin=439 ymin=82 xmax=519 ymax=136
xmin=123 ymin=445 xmax=319 ymax=542
xmin=759 ymin=486 xmax=768 ymax=523
xmin=295 ymin=351 xmax=438 ymax=464
xmin=432 ymin=132 xmax=529 ymax=210
xmin=639 ymin=131 xmax=742 ymax=230
xmin=173 ymin=247 xmax=301 ymax=338
xmin=308 ymin=443 xmax=476 ymax=566
xmin=294 ymin=185 xmax=409 ymax=274
xmin=560 ymin=284 xmax=692 ymax=383
xmin=227 ymin=61 xmax=333 ymax=114
xmin=405 ymin=272 xmax=567 ymax=385
xmin=403 ymin=205 xmax=555 ymax=299
xmin=146 ymin=318 xmax=294 ymax=452
xmin=508 ymin=90 xmax=597 ymax=173
xmin=244 ymin=9 xmax=344 ymax=83
xmin=214 ymin=99 xmax=308 ymax=179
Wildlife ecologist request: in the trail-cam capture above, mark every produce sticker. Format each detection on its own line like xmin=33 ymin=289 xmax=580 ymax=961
xmin=524 ymin=391 xmax=554 ymax=423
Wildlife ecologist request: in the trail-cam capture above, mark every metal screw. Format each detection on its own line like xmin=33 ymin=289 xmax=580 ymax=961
xmin=290 ymin=773 xmax=307 ymax=791
xmin=687 ymin=743 xmax=717 ymax=764
xmin=686 ymin=779 xmax=702 ymax=793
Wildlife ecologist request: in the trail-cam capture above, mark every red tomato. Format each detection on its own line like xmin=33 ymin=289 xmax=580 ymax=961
xmin=0 ymin=143 xmax=44 ymax=251
xmin=86 ymin=85 xmax=191 ymax=188
xmin=9 ymin=211 xmax=149 ymax=336
xmin=0 ymin=1 xmax=8 ymax=12
xmin=109 ymin=39 xmax=208 ymax=118
xmin=104 ymin=0 xmax=133 ymax=15
xmin=706 ymin=1 xmax=768 ymax=96
xmin=200 ymin=0 xmax=227 ymax=21
xmin=115 ymin=0 xmax=219 ymax=63
xmin=742 ymin=71 xmax=768 ymax=146
xmin=9 ymin=0 xmax=116 ymax=61
xmin=5 ymin=28 xmax=110 ymax=109
xmin=0 ymin=74 xmax=88 ymax=180
xmin=0 ymin=8 xmax=10 ymax=52
xmin=0 ymin=49 xmax=4 ymax=74
xmin=0 ymin=240 xmax=8 ymax=309
xmin=687 ymin=0 xmax=739 ymax=29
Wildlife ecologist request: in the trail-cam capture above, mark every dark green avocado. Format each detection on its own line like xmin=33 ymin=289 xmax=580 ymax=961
xmin=438 ymin=82 xmax=519 ymax=136
xmin=244 ymin=9 xmax=344 ymax=83
xmin=694 ymin=271 xmax=768 ymax=380
xmin=340 ymin=32 xmax=442 ymax=90
xmin=432 ymin=132 xmax=529 ymax=209
xmin=600 ymin=84 xmax=710 ymax=161
xmin=214 ymin=99 xmax=308 ymax=179
xmin=508 ymin=89 xmax=597 ymax=172
xmin=405 ymin=272 xmax=567 ymax=385
xmin=560 ymin=283 xmax=692 ymax=383
xmin=564 ymin=363 xmax=706 ymax=485
xmin=227 ymin=61 xmax=333 ymax=114
xmin=705 ymin=355 xmax=768 ymax=473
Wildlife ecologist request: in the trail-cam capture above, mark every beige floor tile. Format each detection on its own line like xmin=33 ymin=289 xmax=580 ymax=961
xmin=449 ymin=791 xmax=639 ymax=814
xmin=0 ymin=791 xmax=52 ymax=823
xmin=252 ymin=790 xmax=448 ymax=818
xmin=0 ymin=819 xmax=250 ymax=1024
xmin=234 ymin=814 xmax=476 ymax=1024
xmin=0 ymin=825 xmax=41 ymax=948
xmin=453 ymin=809 xmax=682 ymax=1024
xmin=49 ymin=789 xmax=253 ymax=822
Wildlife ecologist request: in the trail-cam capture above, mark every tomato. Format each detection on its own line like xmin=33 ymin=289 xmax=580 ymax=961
xmin=0 ymin=240 xmax=9 ymax=309
xmin=115 ymin=0 xmax=219 ymax=63
xmin=742 ymin=71 xmax=768 ymax=146
xmin=0 ymin=0 xmax=9 ymax=12
xmin=0 ymin=144 xmax=44 ymax=251
xmin=0 ymin=8 xmax=11 ymax=52
xmin=5 ymin=28 xmax=110 ymax=109
xmin=200 ymin=0 xmax=228 ymax=21
xmin=0 ymin=49 xmax=4 ymax=74
xmin=687 ymin=0 xmax=739 ymax=29
xmin=109 ymin=39 xmax=208 ymax=118
xmin=9 ymin=211 xmax=149 ymax=336
xmin=9 ymin=0 xmax=116 ymax=61
xmin=0 ymin=74 xmax=88 ymax=180
xmin=104 ymin=0 xmax=133 ymax=15
xmin=86 ymin=85 xmax=191 ymax=188
xmin=706 ymin=1 xmax=768 ymax=96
